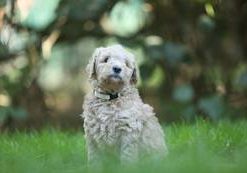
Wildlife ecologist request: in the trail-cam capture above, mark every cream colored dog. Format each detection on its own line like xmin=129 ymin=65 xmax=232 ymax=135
xmin=82 ymin=45 xmax=167 ymax=164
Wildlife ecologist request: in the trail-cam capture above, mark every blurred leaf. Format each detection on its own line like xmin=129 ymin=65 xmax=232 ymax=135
xmin=0 ymin=0 xmax=6 ymax=6
xmin=198 ymin=14 xmax=215 ymax=32
xmin=10 ymin=107 xmax=28 ymax=119
xmin=0 ymin=42 xmax=9 ymax=58
xmin=0 ymin=106 xmax=27 ymax=122
xmin=38 ymin=56 xmax=64 ymax=91
xmin=235 ymin=70 xmax=247 ymax=89
xmin=146 ymin=66 xmax=165 ymax=88
xmin=1 ymin=24 xmax=37 ymax=52
xmin=182 ymin=105 xmax=196 ymax=121
xmin=233 ymin=65 xmax=247 ymax=90
xmin=139 ymin=62 xmax=155 ymax=82
xmin=163 ymin=42 xmax=187 ymax=66
xmin=147 ymin=45 xmax=164 ymax=60
xmin=198 ymin=95 xmax=224 ymax=121
xmin=0 ymin=106 xmax=8 ymax=122
xmin=0 ymin=66 xmax=30 ymax=97
xmin=21 ymin=0 xmax=61 ymax=30
xmin=65 ymin=0 xmax=107 ymax=20
xmin=38 ymin=38 xmax=98 ymax=91
xmin=205 ymin=3 xmax=215 ymax=17
xmin=206 ymin=66 xmax=222 ymax=85
xmin=238 ymin=72 xmax=247 ymax=88
xmin=173 ymin=84 xmax=194 ymax=102
xmin=109 ymin=0 xmax=149 ymax=37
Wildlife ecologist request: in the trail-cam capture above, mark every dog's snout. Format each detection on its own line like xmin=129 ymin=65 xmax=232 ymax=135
xmin=112 ymin=66 xmax=122 ymax=74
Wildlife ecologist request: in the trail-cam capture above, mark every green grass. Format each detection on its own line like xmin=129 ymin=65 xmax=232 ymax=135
xmin=0 ymin=120 xmax=247 ymax=173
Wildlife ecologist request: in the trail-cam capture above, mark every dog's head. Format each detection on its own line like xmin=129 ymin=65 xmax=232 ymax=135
xmin=86 ymin=45 xmax=138 ymax=92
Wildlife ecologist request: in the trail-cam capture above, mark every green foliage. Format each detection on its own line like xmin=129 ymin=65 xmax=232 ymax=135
xmin=145 ymin=66 xmax=165 ymax=88
xmin=0 ymin=120 xmax=247 ymax=172
xmin=238 ymin=72 xmax=247 ymax=88
xmin=173 ymin=84 xmax=194 ymax=102
xmin=0 ymin=43 xmax=9 ymax=58
xmin=198 ymin=95 xmax=224 ymax=121
xmin=1 ymin=0 xmax=247 ymax=128
xmin=234 ymin=65 xmax=247 ymax=90
xmin=0 ymin=0 xmax=5 ymax=6
xmin=63 ymin=0 xmax=108 ymax=20
xmin=21 ymin=0 xmax=61 ymax=30
xmin=198 ymin=15 xmax=215 ymax=32
xmin=109 ymin=0 xmax=149 ymax=37
xmin=0 ymin=106 xmax=27 ymax=123
xmin=163 ymin=42 xmax=188 ymax=67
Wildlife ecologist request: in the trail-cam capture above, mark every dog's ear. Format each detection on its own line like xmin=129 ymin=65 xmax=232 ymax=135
xmin=130 ymin=67 xmax=138 ymax=85
xmin=126 ymin=51 xmax=138 ymax=85
xmin=86 ymin=48 xmax=101 ymax=80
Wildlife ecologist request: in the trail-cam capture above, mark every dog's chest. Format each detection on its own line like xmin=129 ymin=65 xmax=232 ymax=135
xmin=85 ymin=102 xmax=126 ymax=147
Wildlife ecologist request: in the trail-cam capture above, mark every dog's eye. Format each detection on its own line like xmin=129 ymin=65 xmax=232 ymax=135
xmin=103 ymin=56 xmax=109 ymax=63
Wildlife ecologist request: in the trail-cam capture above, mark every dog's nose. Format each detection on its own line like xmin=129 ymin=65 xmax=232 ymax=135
xmin=112 ymin=66 xmax=122 ymax=74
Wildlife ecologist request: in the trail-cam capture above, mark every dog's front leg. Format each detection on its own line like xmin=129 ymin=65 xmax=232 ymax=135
xmin=120 ymin=131 xmax=139 ymax=164
xmin=86 ymin=138 xmax=102 ymax=165
xmin=117 ymin=112 xmax=142 ymax=164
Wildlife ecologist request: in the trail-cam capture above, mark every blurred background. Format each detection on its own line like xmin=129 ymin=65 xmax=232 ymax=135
xmin=0 ymin=0 xmax=247 ymax=130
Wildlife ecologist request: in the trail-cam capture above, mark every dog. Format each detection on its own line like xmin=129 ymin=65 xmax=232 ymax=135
xmin=81 ymin=45 xmax=167 ymax=164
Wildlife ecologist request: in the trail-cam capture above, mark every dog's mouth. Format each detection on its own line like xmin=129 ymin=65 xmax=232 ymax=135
xmin=100 ymin=74 xmax=124 ymax=92
xmin=108 ymin=74 xmax=122 ymax=81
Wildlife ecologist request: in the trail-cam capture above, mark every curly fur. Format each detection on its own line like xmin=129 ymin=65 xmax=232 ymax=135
xmin=81 ymin=45 xmax=167 ymax=164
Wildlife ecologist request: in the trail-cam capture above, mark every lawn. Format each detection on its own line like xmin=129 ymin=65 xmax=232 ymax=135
xmin=0 ymin=120 xmax=247 ymax=173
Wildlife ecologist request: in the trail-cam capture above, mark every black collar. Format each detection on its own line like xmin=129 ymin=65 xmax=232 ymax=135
xmin=94 ymin=90 xmax=119 ymax=100
xmin=109 ymin=93 xmax=119 ymax=100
